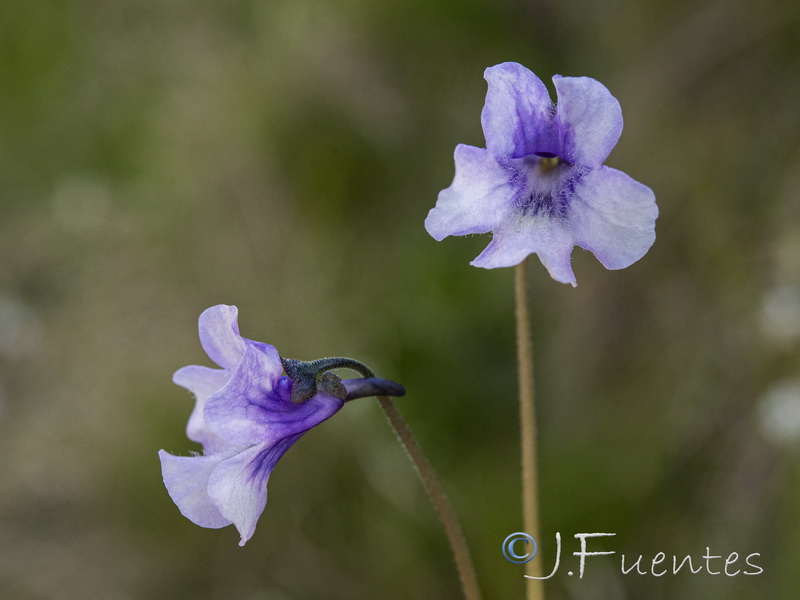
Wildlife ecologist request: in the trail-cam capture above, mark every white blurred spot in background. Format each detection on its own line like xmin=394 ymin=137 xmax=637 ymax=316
xmin=758 ymin=284 xmax=800 ymax=342
xmin=0 ymin=295 xmax=43 ymax=359
xmin=758 ymin=379 xmax=800 ymax=445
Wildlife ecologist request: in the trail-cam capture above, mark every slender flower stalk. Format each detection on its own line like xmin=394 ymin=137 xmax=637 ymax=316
xmin=336 ymin=361 xmax=482 ymax=600
xmin=284 ymin=355 xmax=482 ymax=599
xmin=516 ymin=260 xmax=543 ymax=599
xmin=377 ymin=396 xmax=482 ymax=600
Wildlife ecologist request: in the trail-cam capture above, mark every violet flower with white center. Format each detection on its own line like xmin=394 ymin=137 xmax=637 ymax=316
xmin=159 ymin=304 xmax=403 ymax=546
xmin=425 ymin=61 xmax=658 ymax=285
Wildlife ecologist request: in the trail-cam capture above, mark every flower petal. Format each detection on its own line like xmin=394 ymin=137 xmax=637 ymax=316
xmin=553 ymin=76 xmax=622 ymax=168
xmin=472 ymin=216 xmax=577 ymax=285
xmin=206 ymin=437 xmax=299 ymax=546
xmin=482 ymin=62 xmax=554 ymax=159
xmin=205 ymin=344 xmax=343 ymax=446
xmin=173 ymin=364 xmax=230 ymax=398
xmin=425 ymin=145 xmax=516 ymax=241
xmin=173 ymin=365 xmax=233 ymax=453
xmin=198 ymin=305 xmax=247 ymax=370
xmin=159 ymin=448 xmax=240 ymax=529
xmin=569 ymin=166 xmax=657 ymax=270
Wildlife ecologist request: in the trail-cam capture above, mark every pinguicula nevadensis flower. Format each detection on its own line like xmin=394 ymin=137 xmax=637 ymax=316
xmin=159 ymin=304 xmax=403 ymax=546
xmin=425 ymin=62 xmax=658 ymax=285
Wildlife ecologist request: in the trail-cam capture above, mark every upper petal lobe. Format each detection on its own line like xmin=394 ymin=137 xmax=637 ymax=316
xmin=198 ymin=305 xmax=248 ymax=370
xmin=481 ymin=62 xmax=553 ymax=159
xmin=552 ymin=76 xmax=623 ymax=168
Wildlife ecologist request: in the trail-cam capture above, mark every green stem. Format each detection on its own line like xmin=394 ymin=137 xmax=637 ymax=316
xmin=516 ymin=260 xmax=543 ymax=600
xmin=323 ymin=361 xmax=482 ymax=600
xmin=376 ymin=395 xmax=482 ymax=600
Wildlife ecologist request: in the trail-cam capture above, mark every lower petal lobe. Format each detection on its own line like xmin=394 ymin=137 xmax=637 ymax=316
xmin=206 ymin=437 xmax=301 ymax=546
xmin=159 ymin=449 xmax=239 ymax=529
xmin=425 ymin=144 xmax=515 ymax=241
xmin=569 ymin=167 xmax=657 ymax=270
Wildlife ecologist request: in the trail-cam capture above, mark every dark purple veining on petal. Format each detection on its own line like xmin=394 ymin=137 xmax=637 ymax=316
xmin=518 ymin=191 xmax=568 ymax=219
xmin=210 ymin=372 xmax=341 ymax=443
xmin=513 ymin=158 xmax=590 ymax=220
xmin=247 ymin=434 xmax=303 ymax=487
xmin=256 ymin=386 xmax=340 ymax=431
xmin=558 ymin=163 xmax=590 ymax=199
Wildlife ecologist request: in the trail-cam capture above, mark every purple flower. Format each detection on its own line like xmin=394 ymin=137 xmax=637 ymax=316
xmin=158 ymin=305 xmax=344 ymax=546
xmin=425 ymin=62 xmax=657 ymax=285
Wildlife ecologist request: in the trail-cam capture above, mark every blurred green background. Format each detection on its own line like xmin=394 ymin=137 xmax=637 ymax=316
xmin=2 ymin=0 xmax=800 ymax=598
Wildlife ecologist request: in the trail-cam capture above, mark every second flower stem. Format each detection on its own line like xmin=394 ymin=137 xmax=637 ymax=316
xmin=516 ymin=260 xmax=543 ymax=600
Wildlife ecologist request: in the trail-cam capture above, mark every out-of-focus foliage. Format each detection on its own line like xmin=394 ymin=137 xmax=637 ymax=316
xmin=1 ymin=0 xmax=799 ymax=598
